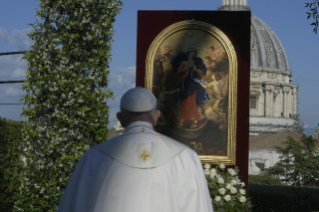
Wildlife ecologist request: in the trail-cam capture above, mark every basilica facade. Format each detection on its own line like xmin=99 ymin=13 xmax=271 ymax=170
xmin=218 ymin=1 xmax=299 ymax=137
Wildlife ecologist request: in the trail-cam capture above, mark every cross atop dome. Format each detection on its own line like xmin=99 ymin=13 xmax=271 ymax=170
xmin=218 ymin=0 xmax=251 ymax=11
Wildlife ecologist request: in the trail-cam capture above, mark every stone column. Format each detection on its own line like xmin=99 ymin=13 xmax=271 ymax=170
xmin=263 ymin=85 xmax=271 ymax=117
xmin=264 ymin=88 xmax=268 ymax=117
xmin=282 ymin=88 xmax=286 ymax=117
xmin=283 ymin=87 xmax=289 ymax=117
xmin=292 ymin=89 xmax=297 ymax=114
xmin=288 ymin=88 xmax=292 ymax=116
xmin=270 ymin=89 xmax=273 ymax=117
xmin=273 ymin=91 xmax=278 ymax=117
xmin=291 ymin=91 xmax=294 ymax=115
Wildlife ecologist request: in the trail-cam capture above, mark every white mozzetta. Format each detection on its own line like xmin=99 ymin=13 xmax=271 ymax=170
xmin=57 ymin=121 xmax=214 ymax=212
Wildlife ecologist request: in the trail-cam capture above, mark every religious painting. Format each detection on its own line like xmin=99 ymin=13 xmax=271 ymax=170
xmin=145 ymin=20 xmax=238 ymax=164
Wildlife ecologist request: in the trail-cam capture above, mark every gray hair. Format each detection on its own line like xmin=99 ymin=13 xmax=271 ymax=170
xmin=120 ymin=107 xmax=157 ymax=126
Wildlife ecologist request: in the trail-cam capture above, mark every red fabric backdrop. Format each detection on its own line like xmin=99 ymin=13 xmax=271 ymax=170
xmin=136 ymin=10 xmax=251 ymax=189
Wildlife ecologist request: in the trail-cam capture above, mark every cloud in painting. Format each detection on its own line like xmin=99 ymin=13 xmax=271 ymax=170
xmin=0 ymin=27 xmax=33 ymax=51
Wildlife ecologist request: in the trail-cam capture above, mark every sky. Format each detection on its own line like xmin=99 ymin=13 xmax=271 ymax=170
xmin=0 ymin=0 xmax=318 ymax=131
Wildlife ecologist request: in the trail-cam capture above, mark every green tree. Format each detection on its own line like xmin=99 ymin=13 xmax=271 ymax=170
xmin=13 ymin=0 xmax=123 ymax=211
xmin=263 ymin=135 xmax=319 ymax=188
xmin=306 ymin=0 xmax=319 ymax=34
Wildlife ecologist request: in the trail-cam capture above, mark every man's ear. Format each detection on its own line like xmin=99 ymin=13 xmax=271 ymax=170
xmin=152 ymin=110 xmax=161 ymax=126
xmin=117 ymin=112 xmax=126 ymax=128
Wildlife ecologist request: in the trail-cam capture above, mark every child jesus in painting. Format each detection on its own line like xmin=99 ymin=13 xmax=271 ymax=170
xmin=195 ymin=72 xmax=228 ymax=119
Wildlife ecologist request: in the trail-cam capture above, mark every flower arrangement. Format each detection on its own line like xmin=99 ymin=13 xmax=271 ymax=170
xmin=203 ymin=162 xmax=252 ymax=212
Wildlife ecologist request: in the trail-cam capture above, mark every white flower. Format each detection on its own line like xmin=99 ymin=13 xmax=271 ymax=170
xmin=224 ymin=195 xmax=231 ymax=202
xmin=230 ymin=187 xmax=237 ymax=194
xmin=219 ymin=163 xmax=225 ymax=169
xmin=204 ymin=169 xmax=210 ymax=176
xmin=218 ymin=188 xmax=226 ymax=195
xmin=209 ymin=172 xmax=216 ymax=179
xmin=225 ymin=183 xmax=232 ymax=189
xmin=217 ymin=178 xmax=224 ymax=184
xmin=241 ymin=182 xmax=245 ymax=187
xmin=210 ymin=168 xmax=217 ymax=174
xmin=215 ymin=196 xmax=221 ymax=202
xmin=204 ymin=163 xmax=211 ymax=169
xmin=227 ymin=168 xmax=236 ymax=176
xmin=240 ymin=189 xmax=246 ymax=195
xmin=239 ymin=196 xmax=246 ymax=203
xmin=40 ymin=187 xmax=45 ymax=194
xmin=231 ymin=179 xmax=237 ymax=185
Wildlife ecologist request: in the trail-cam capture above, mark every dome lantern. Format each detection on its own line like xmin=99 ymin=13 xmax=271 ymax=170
xmin=218 ymin=0 xmax=251 ymax=11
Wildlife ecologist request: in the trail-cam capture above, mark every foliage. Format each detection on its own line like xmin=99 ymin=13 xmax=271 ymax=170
xmin=291 ymin=114 xmax=305 ymax=134
xmin=10 ymin=0 xmax=123 ymax=211
xmin=315 ymin=126 xmax=319 ymax=138
xmin=263 ymin=135 xmax=319 ymax=188
xmin=305 ymin=0 xmax=319 ymax=34
xmin=0 ymin=118 xmax=26 ymax=212
xmin=203 ymin=162 xmax=252 ymax=212
xmin=248 ymin=174 xmax=282 ymax=186
xmin=248 ymin=184 xmax=319 ymax=212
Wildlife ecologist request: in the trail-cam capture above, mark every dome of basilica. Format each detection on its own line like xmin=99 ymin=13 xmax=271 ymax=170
xmin=218 ymin=0 xmax=300 ymax=137
xmin=250 ymin=15 xmax=290 ymax=74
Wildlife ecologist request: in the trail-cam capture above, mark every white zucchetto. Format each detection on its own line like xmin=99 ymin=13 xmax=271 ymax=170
xmin=120 ymin=87 xmax=157 ymax=112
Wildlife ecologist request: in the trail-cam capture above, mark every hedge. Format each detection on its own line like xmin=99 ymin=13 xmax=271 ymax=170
xmin=248 ymin=174 xmax=282 ymax=186
xmin=248 ymin=184 xmax=319 ymax=212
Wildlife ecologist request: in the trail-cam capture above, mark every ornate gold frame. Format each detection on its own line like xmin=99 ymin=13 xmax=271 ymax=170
xmin=145 ymin=20 xmax=238 ymax=165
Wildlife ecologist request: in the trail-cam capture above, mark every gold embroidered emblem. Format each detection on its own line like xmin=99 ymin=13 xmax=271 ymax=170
xmin=138 ymin=149 xmax=152 ymax=163
xmin=141 ymin=127 xmax=145 ymax=132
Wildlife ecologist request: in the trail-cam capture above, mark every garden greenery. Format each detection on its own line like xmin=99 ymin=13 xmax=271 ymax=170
xmin=248 ymin=174 xmax=282 ymax=186
xmin=306 ymin=0 xmax=319 ymax=34
xmin=10 ymin=0 xmax=123 ymax=211
xmin=204 ymin=162 xmax=252 ymax=212
xmin=0 ymin=119 xmax=26 ymax=211
xmin=263 ymin=135 xmax=319 ymax=188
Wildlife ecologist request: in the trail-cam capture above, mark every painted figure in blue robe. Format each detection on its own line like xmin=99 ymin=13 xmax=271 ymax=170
xmin=171 ymin=49 xmax=208 ymax=129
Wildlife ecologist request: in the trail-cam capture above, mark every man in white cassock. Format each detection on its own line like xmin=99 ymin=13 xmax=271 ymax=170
xmin=57 ymin=87 xmax=214 ymax=212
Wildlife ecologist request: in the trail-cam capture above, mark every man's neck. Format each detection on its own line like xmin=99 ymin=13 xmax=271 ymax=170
xmin=126 ymin=121 xmax=154 ymax=131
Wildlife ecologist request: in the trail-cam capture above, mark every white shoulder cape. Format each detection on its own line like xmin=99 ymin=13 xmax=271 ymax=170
xmin=92 ymin=134 xmax=188 ymax=168
xmin=57 ymin=134 xmax=214 ymax=212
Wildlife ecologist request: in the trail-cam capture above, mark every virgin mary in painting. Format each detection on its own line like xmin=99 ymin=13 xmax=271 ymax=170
xmin=171 ymin=46 xmax=209 ymax=129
